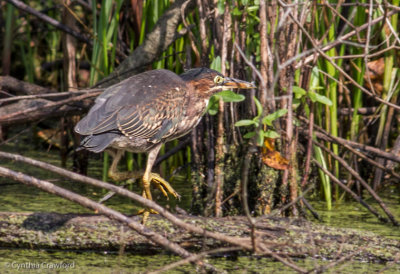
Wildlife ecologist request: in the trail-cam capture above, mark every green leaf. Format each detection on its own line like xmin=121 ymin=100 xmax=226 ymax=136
xmin=247 ymin=6 xmax=259 ymax=12
xmin=310 ymin=67 xmax=320 ymax=90
xmin=251 ymin=117 xmax=259 ymax=127
xmin=256 ymin=130 xmax=264 ymax=146
xmin=292 ymin=86 xmax=306 ymax=99
xmin=308 ymin=90 xmax=317 ymax=102
xmin=308 ymin=91 xmax=332 ymax=106
xmin=232 ymin=7 xmax=242 ymax=16
xmin=210 ymin=56 xmax=221 ymax=72
xmin=235 ymin=119 xmax=257 ymax=127
xmin=208 ymin=108 xmax=218 ymax=115
xmin=315 ymin=93 xmax=333 ymax=106
xmin=215 ymin=90 xmax=245 ymax=102
xmin=263 ymin=130 xmax=280 ymax=139
xmin=253 ymin=96 xmax=263 ymax=117
xmin=262 ymin=108 xmax=288 ymax=126
xmin=207 ymin=95 xmax=219 ymax=115
xmin=243 ymin=131 xmax=256 ymax=139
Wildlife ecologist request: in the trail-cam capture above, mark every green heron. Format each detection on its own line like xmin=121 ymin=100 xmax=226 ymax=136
xmin=75 ymin=68 xmax=255 ymax=222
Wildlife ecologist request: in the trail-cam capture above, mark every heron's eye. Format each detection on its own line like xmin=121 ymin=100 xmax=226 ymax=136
xmin=214 ymin=76 xmax=224 ymax=85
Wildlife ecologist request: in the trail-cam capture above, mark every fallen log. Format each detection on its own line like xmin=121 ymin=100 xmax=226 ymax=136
xmin=0 ymin=91 xmax=100 ymax=126
xmin=0 ymin=212 xmax=398 ymax=263
xmin=0 ymin=76 xmax=55 ymax=95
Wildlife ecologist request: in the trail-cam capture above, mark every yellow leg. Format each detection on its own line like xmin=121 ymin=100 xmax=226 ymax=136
xmin=106 ymin=147 xmax=180 ymax=225
xmin=107 ymin=149 xmax=142 ymax=182
xmin=139 ymin=144 xmax=181 ymax=224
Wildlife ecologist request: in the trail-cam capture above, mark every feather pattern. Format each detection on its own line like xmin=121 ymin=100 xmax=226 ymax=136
xmin=75 ymin=68 xmax=230 ymax=153
xmin=75 ymin=70 xmax=191 ymax=148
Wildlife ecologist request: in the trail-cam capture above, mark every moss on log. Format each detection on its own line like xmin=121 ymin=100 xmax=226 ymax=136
xmin=0 ymin=212 xmax=398 ymax=262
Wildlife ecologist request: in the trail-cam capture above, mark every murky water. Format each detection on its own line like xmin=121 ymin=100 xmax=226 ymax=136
xmin=0 ymin=139 xmax=399 ymax=273
xmin=0 ymin=248 xmax=396 ymax=273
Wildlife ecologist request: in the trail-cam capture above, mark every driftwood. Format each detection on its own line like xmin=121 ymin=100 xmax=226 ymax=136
xmin=0 ymin=212 xmax=399 ymax=263
xmin=0 ymin=91 xmax=100 ymax=126
xmin=0 ymin=0 xmax=196 ymax=125
xmin=0 ymin=154 xmax=302 ymax=272
xmin=0 ymin=76 xmax=55 ymax=95
xmin=3 ymin=151 xmax=400 ymax=273
xmin=0 ymin=151 xmax=399 ymax=272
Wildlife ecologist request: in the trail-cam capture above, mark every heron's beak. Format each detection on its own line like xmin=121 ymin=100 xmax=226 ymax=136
xmin=222 ymin=77 xmax=256 ymax=89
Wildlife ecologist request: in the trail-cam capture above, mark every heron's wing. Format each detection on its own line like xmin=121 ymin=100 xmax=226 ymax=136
xmin=74 ymin=70 xmax=184 ymax=136
xmin=117 ymin=86 xmax=187 ymax=142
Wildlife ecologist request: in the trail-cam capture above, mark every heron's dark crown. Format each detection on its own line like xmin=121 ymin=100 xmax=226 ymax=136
xmin=179 ymin=68 xmax=222 ymax=82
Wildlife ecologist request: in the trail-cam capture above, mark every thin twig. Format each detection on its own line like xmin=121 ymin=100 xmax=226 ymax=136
xmin=0 ymin=151 xmax=307 ymax=273
xmin=289 ymin=10 xmax=400 ymax=110
xmin=313 ymin=140 xmax=399 ymax=226
xmin=5 ymin=0 xmax=91 ymax=45
xmin=0 ymin=166 xmax=191 ymax=258
xmin=0 ymin=88 xmax=102 ymax=104
xmin=309 ymin=247 xmax=366 ymax=273
xmin=312 ymin=159 xmax=388 ymax=223
xmin=299 ymin=116 xmax=400 ymax=163
xmin=148 ymin=247 xmax=239 ymax=274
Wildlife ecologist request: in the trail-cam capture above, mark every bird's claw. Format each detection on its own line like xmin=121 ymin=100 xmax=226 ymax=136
xmin=149 ymin=172 xmax=181 ymax=200
xmin=136 ymin=208 xmax=159 ymax=224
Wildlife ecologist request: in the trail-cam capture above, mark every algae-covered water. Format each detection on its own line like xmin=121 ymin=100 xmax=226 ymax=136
xmin=0 ymin=136 xmax=399 ymax=273
xmin=0 ymin=249 xmax=396 ymax=273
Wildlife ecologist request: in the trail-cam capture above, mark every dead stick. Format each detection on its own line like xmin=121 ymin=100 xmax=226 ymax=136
xmin=0 ymin=91 xmax=101 ymax=124
xmin=299 ymin=116 xmax=400 ymax=163
xmin=0 ymin=167 xmax=190 ymax=257
xmin=289 ymin=10 xmax=400 ymax=110
xmin=0 ymin=151 xmax=252 ymax=250
xmin=339 ymin=139 xmax=400 ymax=181
xmin=313 ymin=140 xmax=399 ymax=226
xmin=0 ymin=151 xmax=305 ymax=272
xmin=295 ymin=9 xmax=399 ymax=69
xmin=5 ymin=0 xmax=92 ymax=45
xmin=0 ymin=166 xmax=222 ymax=272
xmin=0 ymin=88 xmax=103 ymax=104
xmin=4 ymin=0 xmax=127 ymax=59
xmin=149 ymin=247 xmax=241 ymax=274
xmin=312 ymin=159 xmax=388 ymax=223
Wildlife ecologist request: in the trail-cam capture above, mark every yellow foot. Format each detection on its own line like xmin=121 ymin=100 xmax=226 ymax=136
xmin=136 ymin=208 xmax=159 ymax=224
xmin=138 ymin=172 xmax=179 ymax=224
xmin=148 ymin=172 xmax=181 ymax=200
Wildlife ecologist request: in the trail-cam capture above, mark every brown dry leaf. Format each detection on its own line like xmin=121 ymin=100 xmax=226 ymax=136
xmin=37 ymin=129 xmax=73 ymax=148
xmin=365 ymin=58 xmax=385 ymax=80
xmin=364 ymin=58 xmax=384 ymax=94
xmin=261 ymin=138 xmax=289 ymax=170
xmin=37 ymin=129 xmax=64 ymax=148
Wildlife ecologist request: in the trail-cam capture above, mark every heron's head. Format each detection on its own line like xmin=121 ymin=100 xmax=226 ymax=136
xmin=180 ymin=68 xmax=255 ymax=97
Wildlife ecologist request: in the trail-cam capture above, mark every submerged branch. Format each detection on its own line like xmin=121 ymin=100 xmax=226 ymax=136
xmin=0 ymin=166 xmax=221 ymax=272
xmin=312 ymin=160 xmax=388 ymax=223
xmin=0 ymin=211 xmax=398 ymax=264
xmin=0 ymin=151 xmax=309 ymax=272
xmin=313 ymin=140 xmax=399 ymax=226
xmin=299 ymin=116 xmax=400 ymax=164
